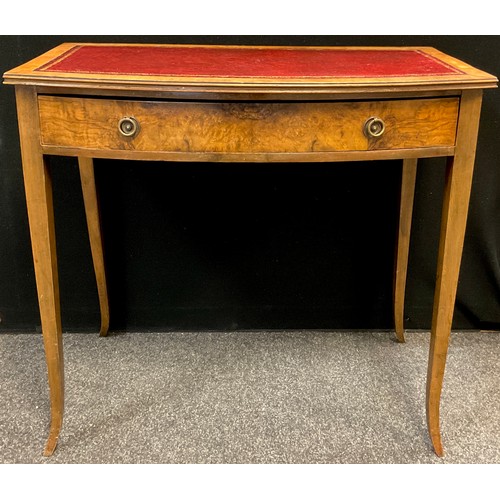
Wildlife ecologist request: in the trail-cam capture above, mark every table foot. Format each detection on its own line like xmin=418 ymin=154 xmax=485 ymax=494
xmin=427 ymin=410 xmax=444 ymax=457
xmin=99 ymin=316 xmax=110 ymax=337
xmin=395 ymin=330 xmax=406 ymax=343
xmin=43 ymin=419 xmax=62 ymax=457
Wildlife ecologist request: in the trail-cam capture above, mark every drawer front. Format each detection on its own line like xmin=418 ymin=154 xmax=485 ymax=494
xmin=38 ymin=96 xmax=459 ymax=154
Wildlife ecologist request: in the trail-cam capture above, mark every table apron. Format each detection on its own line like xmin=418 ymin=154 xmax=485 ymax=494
xmin=38 ymin=96 xmax=459 ymax=160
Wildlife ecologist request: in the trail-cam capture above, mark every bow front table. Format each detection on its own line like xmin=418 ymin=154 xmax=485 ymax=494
xmin=3 ymin=43 xmax=497 ymax=457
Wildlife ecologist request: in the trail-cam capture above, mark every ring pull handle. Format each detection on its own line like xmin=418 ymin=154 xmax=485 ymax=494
xmin=364 ymin=117 xmax=386 ymax=138
xmin=118 ymin=117 xmax=140 ymax=138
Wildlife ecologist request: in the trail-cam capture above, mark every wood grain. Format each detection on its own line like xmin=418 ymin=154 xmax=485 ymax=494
xmin=39 ymin=96 xmax=460 ymax=155
xmin=78 ymin=157 xmax=109 ymax=337
xmin=426 ymin=89 xmax=484 ymax=457
xmin=16 ymin=86 xmax=64 ymax=457
xmin=394 ymin=158 xmax=418 ymax=343
xmin=41 ymin=145 xmax=456 ymax=163
xmin=31 ymin=85 xmax=465 ymax=102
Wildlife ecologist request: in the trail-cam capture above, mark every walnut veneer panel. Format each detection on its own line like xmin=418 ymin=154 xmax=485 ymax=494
xmin=38 ymin=96 xmax=459 ymax=154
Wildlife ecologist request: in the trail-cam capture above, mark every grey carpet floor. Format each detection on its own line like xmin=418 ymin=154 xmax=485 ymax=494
xmin=0 ymin=330 xmax=499 ymax=463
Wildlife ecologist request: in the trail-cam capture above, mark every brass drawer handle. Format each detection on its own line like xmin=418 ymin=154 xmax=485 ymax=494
xmin=118 ymin=116 xmax=140 ymax=137
xmin=364 ymin=117 xmax=385 ymax=138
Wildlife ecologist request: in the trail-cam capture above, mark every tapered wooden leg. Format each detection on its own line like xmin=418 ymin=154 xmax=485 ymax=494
xmin=16 ymin=86 xmax=64 ymax=456
xmin=78 ymin=157 xmax=110 ymax=337
xmin=426 ymin=90 xmax=483 ymax=457
xmin=393 ymin=158 xmax=418 ymax=343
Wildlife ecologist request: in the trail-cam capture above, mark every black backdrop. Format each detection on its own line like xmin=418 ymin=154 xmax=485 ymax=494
xmin=1 ymin=35 xmax=499 ymax=333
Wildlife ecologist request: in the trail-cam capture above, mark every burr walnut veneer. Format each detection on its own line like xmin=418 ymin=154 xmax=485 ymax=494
xmin=3 ymin=43 xmax=497 ymax=457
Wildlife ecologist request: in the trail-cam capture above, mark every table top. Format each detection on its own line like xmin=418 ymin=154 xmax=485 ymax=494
xmin=4 ymin=43 xmax=497 ymax=95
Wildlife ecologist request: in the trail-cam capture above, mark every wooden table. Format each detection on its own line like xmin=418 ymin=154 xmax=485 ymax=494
xmin=4 ymin=43 xmax=497 ymax=457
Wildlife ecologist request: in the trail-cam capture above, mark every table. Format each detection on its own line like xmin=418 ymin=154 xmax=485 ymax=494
xmin=4 ymin=43 xmax=497 ymax=457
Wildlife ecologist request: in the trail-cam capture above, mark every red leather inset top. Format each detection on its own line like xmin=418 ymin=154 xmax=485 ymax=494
xmin=37 ymin=45 xmax=462 ymax=79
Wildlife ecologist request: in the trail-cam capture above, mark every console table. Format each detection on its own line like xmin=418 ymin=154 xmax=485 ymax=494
xmin=4 ymin=43 xmax=497 ymax=457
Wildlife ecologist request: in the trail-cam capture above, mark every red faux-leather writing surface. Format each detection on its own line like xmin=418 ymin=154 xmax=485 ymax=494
xmin=37 ymin=45 xmax=462 ymax=79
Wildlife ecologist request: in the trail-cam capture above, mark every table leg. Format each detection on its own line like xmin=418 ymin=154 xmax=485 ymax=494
xmin=393 ymin=158 xmax=418 ymax=343
xmin=78 ymin=157 xmax=110 ymax=337
xmin=426 ymin=89 xmax=483 ymax=457
xmin=16 ymin=86 xmax=64 ymax=456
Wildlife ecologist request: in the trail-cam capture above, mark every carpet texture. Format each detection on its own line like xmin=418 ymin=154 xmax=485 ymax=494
xmin=0 ymin=330 xmax=499 ymax=463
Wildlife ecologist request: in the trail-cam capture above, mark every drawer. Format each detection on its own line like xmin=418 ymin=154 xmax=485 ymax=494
xmin=38 ymin=96 xmax=459 ymax=154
